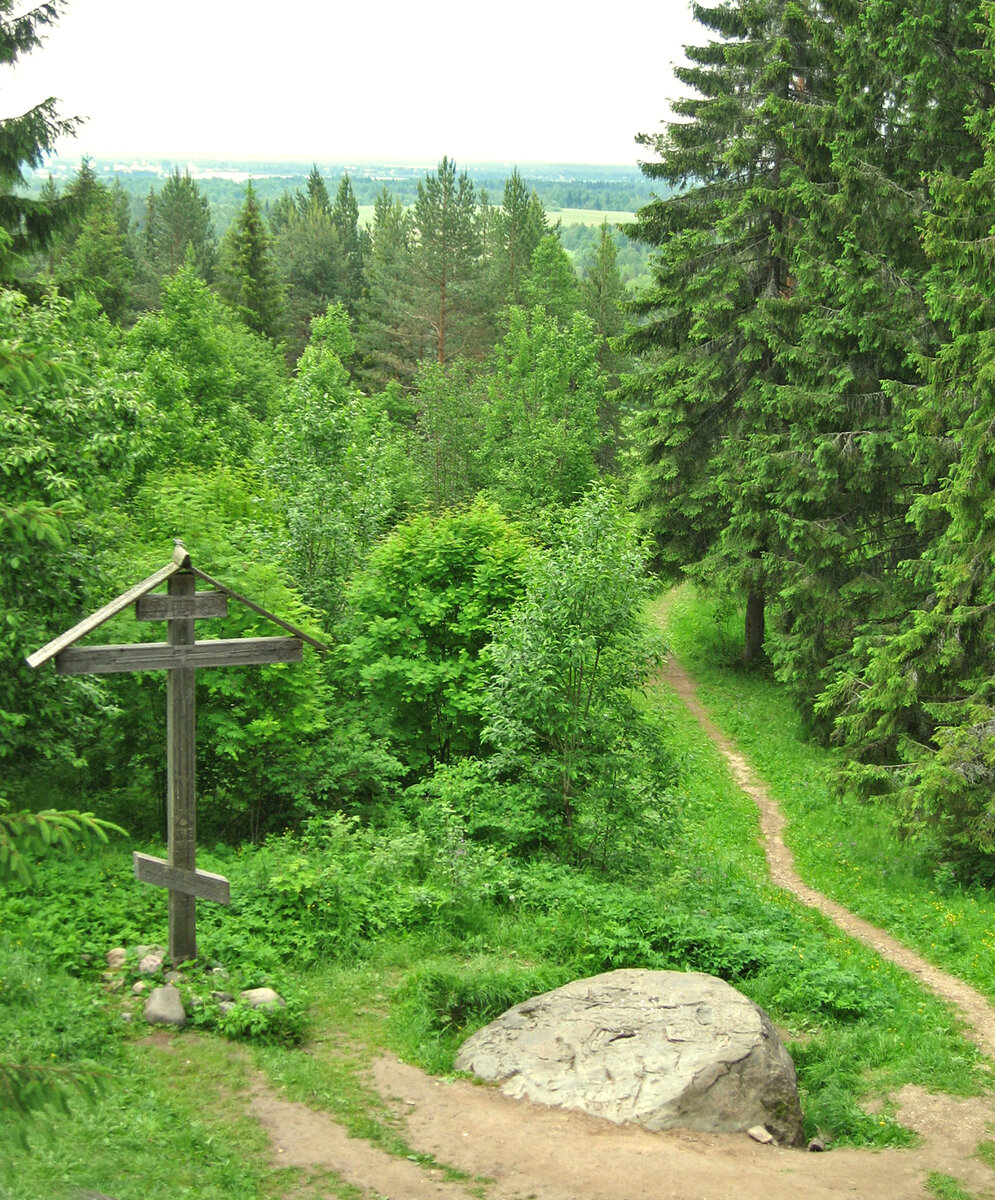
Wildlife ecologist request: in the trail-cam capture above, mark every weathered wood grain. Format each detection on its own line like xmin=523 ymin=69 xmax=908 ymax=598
xmin=167 ymin=570 xmax=198 ymax=963
xmin=55 ymin=636 xmax=303 ymax=675
xmin=133 ymin=852 xmax=231 ymax=905
xmin=135 ymin=591 xmax=228 ymax=621
xmin=25 ymin=561 xmax=183 ymax=669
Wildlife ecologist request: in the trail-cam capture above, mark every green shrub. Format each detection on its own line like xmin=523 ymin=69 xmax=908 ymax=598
xmin=390 ymin=958 xmax=573 ymax=1074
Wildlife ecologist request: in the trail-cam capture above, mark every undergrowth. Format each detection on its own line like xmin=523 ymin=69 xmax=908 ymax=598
xmin=3 ymin=592 xmax=992 ymax=1192
xmin=662 ymin=583 xmax=995 ymax=1008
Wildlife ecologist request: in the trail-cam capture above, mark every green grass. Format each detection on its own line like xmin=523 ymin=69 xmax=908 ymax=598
xmin=661 ymin=583 xmax=995 ymax=1008
xmin=355 ymin=204 xmax=634 ymax=229
xmin=926 ymin=1173 xmax=980 ymax=1200
xmin=3 ymin=594 xmax=993 ymax=1189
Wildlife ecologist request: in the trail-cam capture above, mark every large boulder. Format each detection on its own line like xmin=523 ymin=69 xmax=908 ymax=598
xmin=455 ymin=968 xmax=803 ymax=1146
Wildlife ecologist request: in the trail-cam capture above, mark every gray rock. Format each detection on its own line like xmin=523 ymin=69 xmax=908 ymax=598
xmin=131 ymin=980 xmax=148 ymax=995
xmin=143 ymin=985 xmax=186 ymax=1028
xmin=748 ymin=1124 xmax=774 ymax=1144
xmin=106 ymin=947 xmax=126 ymax=969
xmin=239 ymin=987 xmax=285 ymax=1009
xmin=455 ymin=969 xmax=804 ymax=1146
xmin=138 ymin=951 xmax=165 ymax=975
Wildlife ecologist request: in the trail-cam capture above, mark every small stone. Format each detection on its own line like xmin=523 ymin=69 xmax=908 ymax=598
xmin=748 ymin=1125 xmax=774 ymax=1144
xmin=164 ymin=970 xmax=184 ymax=985
xmin=808 ymin=1137 xmax=826 ymax=1152
xmin=219 ymin=1000 xmax=236 ymax=1015
xmin=120 ymin=1011 xmax=134 ymax=1024
xmin=103 ymin=975 xmax=124 ymax=993
xmin=144 ymin=985 xmax=186 ymax=1028
xmin=139 ymin=952 xmax=165 ymax=975
xmin=239 ymin=987 xmax=285 ymax=1010
xmin=211 ymin=990 xmax=234 ymax=1003
xmin=131 ymin=981 xmax=148 ymax=996
xmin=106 ymin=947 xmax=126 ymax=969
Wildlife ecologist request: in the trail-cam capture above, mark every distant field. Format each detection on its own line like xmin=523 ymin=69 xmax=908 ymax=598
xmin=356 ymin=205 xmax=636 ymax=228
xmin=552 ymin=208 xmax=637 ymax=226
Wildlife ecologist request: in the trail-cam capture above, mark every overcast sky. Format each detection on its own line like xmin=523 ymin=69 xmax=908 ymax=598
xmin=5 ymin=0 xmax=702 ymax=166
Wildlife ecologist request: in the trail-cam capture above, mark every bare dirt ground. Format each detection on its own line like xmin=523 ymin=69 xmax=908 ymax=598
xmin=245 ymin=654 xmax=995 ymax=1200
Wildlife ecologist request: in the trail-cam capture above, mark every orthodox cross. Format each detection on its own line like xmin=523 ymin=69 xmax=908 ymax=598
xmin=27 ymin=542 xmax=326 ymax=964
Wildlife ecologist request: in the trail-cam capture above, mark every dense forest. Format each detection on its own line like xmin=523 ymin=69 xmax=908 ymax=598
xmin=11 ymin=0 xmax=995 ymax=1179
xmin=6 ymin=0 xmax=995 ymax=876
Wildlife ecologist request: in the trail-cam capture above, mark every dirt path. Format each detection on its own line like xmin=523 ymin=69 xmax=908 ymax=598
xmin=245 ymin=651 xmax=995 ymax=1200
xmin=660 ymin=653 xmax=995 ymax=1064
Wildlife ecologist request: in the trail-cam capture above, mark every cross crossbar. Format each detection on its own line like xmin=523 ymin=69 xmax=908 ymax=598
xmin=136 ymin=591 xmax=228 ymax=621
xmin=55 ymin=636 xmax=302 ymax=675
xmin=133 ymin=852 xmax=231 ymax=905
xmin=26 ymin=543 xmax=322 ymax=965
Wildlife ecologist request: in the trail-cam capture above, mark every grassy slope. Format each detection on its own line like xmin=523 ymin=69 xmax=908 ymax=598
xmin=5 ymin=588 xmax=995 ymax=1195
xmin=661 ymin=584 xmax=995 ymax=1004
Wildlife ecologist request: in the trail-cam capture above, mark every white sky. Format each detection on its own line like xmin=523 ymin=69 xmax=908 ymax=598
xmin=4 ymin=0 xmax=701 ymax=166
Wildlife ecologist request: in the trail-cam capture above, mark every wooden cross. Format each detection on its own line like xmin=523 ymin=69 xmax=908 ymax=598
xmin=27 ymin=542 xmax=326 ymax=964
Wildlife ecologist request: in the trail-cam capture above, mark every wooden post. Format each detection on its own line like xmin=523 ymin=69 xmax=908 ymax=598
xmin=167 ymin=569 xmax=198 ymax=963
xmin=26 ymin=541 xmax=326 ymax=964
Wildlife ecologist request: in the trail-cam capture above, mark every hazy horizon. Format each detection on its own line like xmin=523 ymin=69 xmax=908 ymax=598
xmin=7 ymin=0 xmax=700 ymax=167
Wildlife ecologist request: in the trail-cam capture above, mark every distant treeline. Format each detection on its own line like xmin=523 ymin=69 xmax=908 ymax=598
xmin=35 ymin=159 xmax=661 ymax=282
xmin=41 ymin=160 xmax=660 ymax=229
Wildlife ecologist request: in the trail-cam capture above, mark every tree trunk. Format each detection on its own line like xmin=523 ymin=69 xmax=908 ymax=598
xmin=744 ymin=588 xmax=766 ymax=665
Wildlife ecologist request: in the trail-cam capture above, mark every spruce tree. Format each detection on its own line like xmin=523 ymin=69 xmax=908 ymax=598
xmin=622 ymin=0 xmax=829 ymax=662
xmin=821 ymin=16 xmax=995 ymax=856
xmin=331 ymin=173 xmax=364 ymax=313
xmin=493 ymin=168 xmax=548 ymax=307
xmin=217 ymin=180 xmax=284 ymax=340
xmin=302 ymin=164 xmax=331 ymax=215
xmin=273 ymin=196 xmax=344 ymax=356
xmin=356 ymin=186 xmax=418 ymax=386
xmin=761 ymin=0 xmax=990 ymax=714
xmin=0 ymin=0 xmax=81 ymax=280
xmin=140 ymin=169 xmax=216 ymax=304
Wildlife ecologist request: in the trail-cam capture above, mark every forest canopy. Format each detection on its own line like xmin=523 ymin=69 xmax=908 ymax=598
xmin=7 ymin=0 xmax=995 ymax=880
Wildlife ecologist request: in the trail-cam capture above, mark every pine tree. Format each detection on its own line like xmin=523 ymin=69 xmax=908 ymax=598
xmin=0 ymin=0 xmax=81 ymax=280
xmin=411 ymin=156 xmax=481 ymax=364
xmin=217 ymin=180 xmax=284 ymax=340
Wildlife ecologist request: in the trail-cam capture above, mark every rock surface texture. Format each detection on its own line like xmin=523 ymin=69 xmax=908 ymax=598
xmin=455 ymin=968 xmax=804 ymax=1146
xmin=143 ymin=985 xmax=187 ymax=1028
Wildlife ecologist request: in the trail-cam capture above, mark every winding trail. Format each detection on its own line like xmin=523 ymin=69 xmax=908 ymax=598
xmin=660 ymin=650 xmax=995 ymax=1062
xmin=240 ymin=641 xmax=995 ymax=1200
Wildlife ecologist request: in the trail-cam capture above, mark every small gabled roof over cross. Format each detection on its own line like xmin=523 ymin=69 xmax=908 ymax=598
xmin=26 ymin=541 xmax=327 ymax=964
xmin=27 ymin=541 xmax=327 ymax=670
